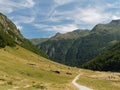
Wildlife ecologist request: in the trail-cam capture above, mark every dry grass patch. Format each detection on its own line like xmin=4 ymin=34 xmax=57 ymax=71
xmin=78 ymin=69 xmax=120 ymax=90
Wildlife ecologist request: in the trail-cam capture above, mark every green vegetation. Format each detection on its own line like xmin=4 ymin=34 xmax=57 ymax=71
xmin=0 ymin=30 xmax=15 ymax=47
xmin=82 ymin=42 xmax=120 ymax=72
xmin=40 ymin=30 xmax=89 ymax=64
xmin=40 ymin=20 xmax=120 ymax=67
xmin=0 ymin=46 xmax=78 ymax=90
xmin=21 ymin=39 xmax=49 ymax=59
xmin=0 ymin=12 xmax=48 ymax=58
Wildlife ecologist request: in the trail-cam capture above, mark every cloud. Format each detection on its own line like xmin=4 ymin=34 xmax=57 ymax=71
xmin=51 ymin=24 xmax=78 ymax=33
xmin=34 ymin=23 xmax=78 ymax=33
xmin=106 ymin=1 xmax=120 ymax=9
xmin=13 ymin=16 xmax=35 ymax=24
xmin=73 ymin=7 xmax=110 ymax=24
xmin=12 ymin=16 xmax=35 ymax=30
xmin=47 ymin=0 xmax=75 ymax=18
xmin=34 ymin=24 xmax=50 ymax=29
xmin=22 ymin=0 xmax=35 ymax=8
xmin=54 ymin=0 xmax=74 ymax=6
xmin=2 ymin=0 xmax=120 ymax=38
xmin=112 ymin=15 xmax=120 ymax=20
xmin=46 ymin=6 xmax=110 ymax=27
xmin=0 ymin=0 xmax=35 ymax=13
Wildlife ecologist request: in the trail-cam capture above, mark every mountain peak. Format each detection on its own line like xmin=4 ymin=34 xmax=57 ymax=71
xmin=109 ymin=19 xmax=120 ymax=25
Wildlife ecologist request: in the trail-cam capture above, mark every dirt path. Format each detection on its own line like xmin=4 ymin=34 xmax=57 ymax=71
xmin=72 ymin=74 xmax=93 ymax=90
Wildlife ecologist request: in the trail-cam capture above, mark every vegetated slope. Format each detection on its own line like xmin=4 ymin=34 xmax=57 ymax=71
xmin=0 ymin=12 xmax=48 ymax=58
xmin=0 ymin=13 xmax=24 ymax=47
xmin=66 ymin=20 xmax=120 ymax=67
xmin=0 ymin=45 xmax=79 ymax=90
xmin=30 ymin=38 xmax=48 ymax=45
xmin=82 ymin=42 xmax=120 ymax=72
xmin=1 ymin=46 xmax=119 ymax=90
xmin=40 ymin=30 xmax=89 ymax=64
xmin=40 ymin=20 xmax=120 ymax=67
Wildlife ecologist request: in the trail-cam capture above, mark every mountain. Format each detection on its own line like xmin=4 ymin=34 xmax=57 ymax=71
xmin=30 ymin=38 xmax=48 ymax=45
xmin=82 ymin=42 xmax=120 ymax=72
xmin=0 ymin=12 xmax=48 ymax=58
xmin=40 ymin=20 xmax=120 ymax=67
xmin=40 ymin=29 xmax=90 ymax=64
xmin=0 ymin=12 xmax=79 ymax=90
xmin=66 ymin=20 xmax=120 ymax=67
xmin=0 ymin=13 xmax=24 ymax=47
xmin=0 ymin=13 xmax=119 ymax=90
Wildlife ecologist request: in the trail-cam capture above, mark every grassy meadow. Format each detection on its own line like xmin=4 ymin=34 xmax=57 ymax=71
xmin=0 ymin=45 xmax=119 ymax=90
xmin=0 ymin=46 xmax=79 ymax=90
xmin=78 ymin=69 xmax=120 ymax=90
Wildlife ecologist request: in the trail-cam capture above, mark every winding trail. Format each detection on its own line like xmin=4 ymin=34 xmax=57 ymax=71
xmin=72 ymin=74 xmax=93 ymax=90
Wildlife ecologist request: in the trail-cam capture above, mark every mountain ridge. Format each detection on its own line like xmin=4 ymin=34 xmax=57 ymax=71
xmin=39 ymin=30 xmax=90 ymax=64
xmin=39 ymin=20 xmax=120 ymax=67
xmin=0 ymin=12 xmax=48 ymax=58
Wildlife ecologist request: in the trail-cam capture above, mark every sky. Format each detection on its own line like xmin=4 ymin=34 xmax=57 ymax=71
xmin=0 ymin=0 xmax=120 ymax=38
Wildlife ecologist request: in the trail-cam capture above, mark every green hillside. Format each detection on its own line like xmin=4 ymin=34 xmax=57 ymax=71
xmin=40 ymin=30 xmax=89 ymax=64
xmin=0 ymin=12 xmax=48 ymax=58
xmin=40 ymin=20 xmax=120 ymax=67
xmin=66 ymin=20 xmax=120 ymax=67
xmin=0 ymin=45 xmax=79 ymax=90
xmin=82 ymin=42 xmax=120 ymax=72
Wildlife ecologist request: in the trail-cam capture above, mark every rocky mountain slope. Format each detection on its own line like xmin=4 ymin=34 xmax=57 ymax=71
xmin=39 ymin=20 xmax=120 ymax=67
xmin=40 ymin=30 xmax=89 ymax=64
xmin=0 ymin=13 xmax=24 ymax=47
xmin=0 ymin=12 xmax=47 ymax=58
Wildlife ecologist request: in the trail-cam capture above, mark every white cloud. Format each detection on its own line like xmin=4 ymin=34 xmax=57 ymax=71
xmin=0 ymin=6 xmax=13 ymax=13
xmin=22 ymin=0 xmax=35 ymax=8
xmin=47 ymin=6 xmax=110 ymax=25
xmin=51 ymin=24 xmax=78 ymax=33
xmin=112 ymin=15 xmax=120 ymax=20
xmin=12 ymin=16 xmax=35 ymax=30
xmin=54 ymin=0 xmax=73 ymax=6
xmin=106 ymin=2 xmax=120 ymax=9
xmin=47 ymin=0 xmax=74 ymax=18
xmin=34 ymin=23 xmax=78 ymax=33
xmin=74 ymin=7 xmax=110 ymax=24
xmin=0 ymin=0 xmax=35 ymax=13
xmin=14 ymin=16 xmax=35 ymax=24
xmin=45 ymin=0 xmax=120 ymax=31
xmin=34 ymin=24 xmax=50 ymax=29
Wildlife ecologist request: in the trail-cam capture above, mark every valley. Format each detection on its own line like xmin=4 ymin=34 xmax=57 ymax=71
xmin=0 ymin=4 xmax=120 ymax=89
xmin=0 ymin=46 xmax=78 ymax=90
xmin=0 ymin=46 xmax=119 ymax=90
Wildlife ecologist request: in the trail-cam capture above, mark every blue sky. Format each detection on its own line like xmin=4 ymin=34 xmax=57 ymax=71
xmin=0 ymin=0 xmax=120 ymax=38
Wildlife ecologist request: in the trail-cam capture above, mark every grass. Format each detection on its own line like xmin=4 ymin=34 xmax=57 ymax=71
xmin=0 ymin=45 xmax=79 ymax=90
xmin=0 ymin=45 xmax=119 ymax=90
xmin=78 ymin=69 xmax=120 ymax=90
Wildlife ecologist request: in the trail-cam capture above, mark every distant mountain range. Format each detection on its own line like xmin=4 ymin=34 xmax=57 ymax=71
xmin=36 ymin=20 xmax=120 ymax=69
xmin=1 ymin=12 xmax=119 ymax=72
xmin=39 ymin=29 xmax=89 ymax=64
